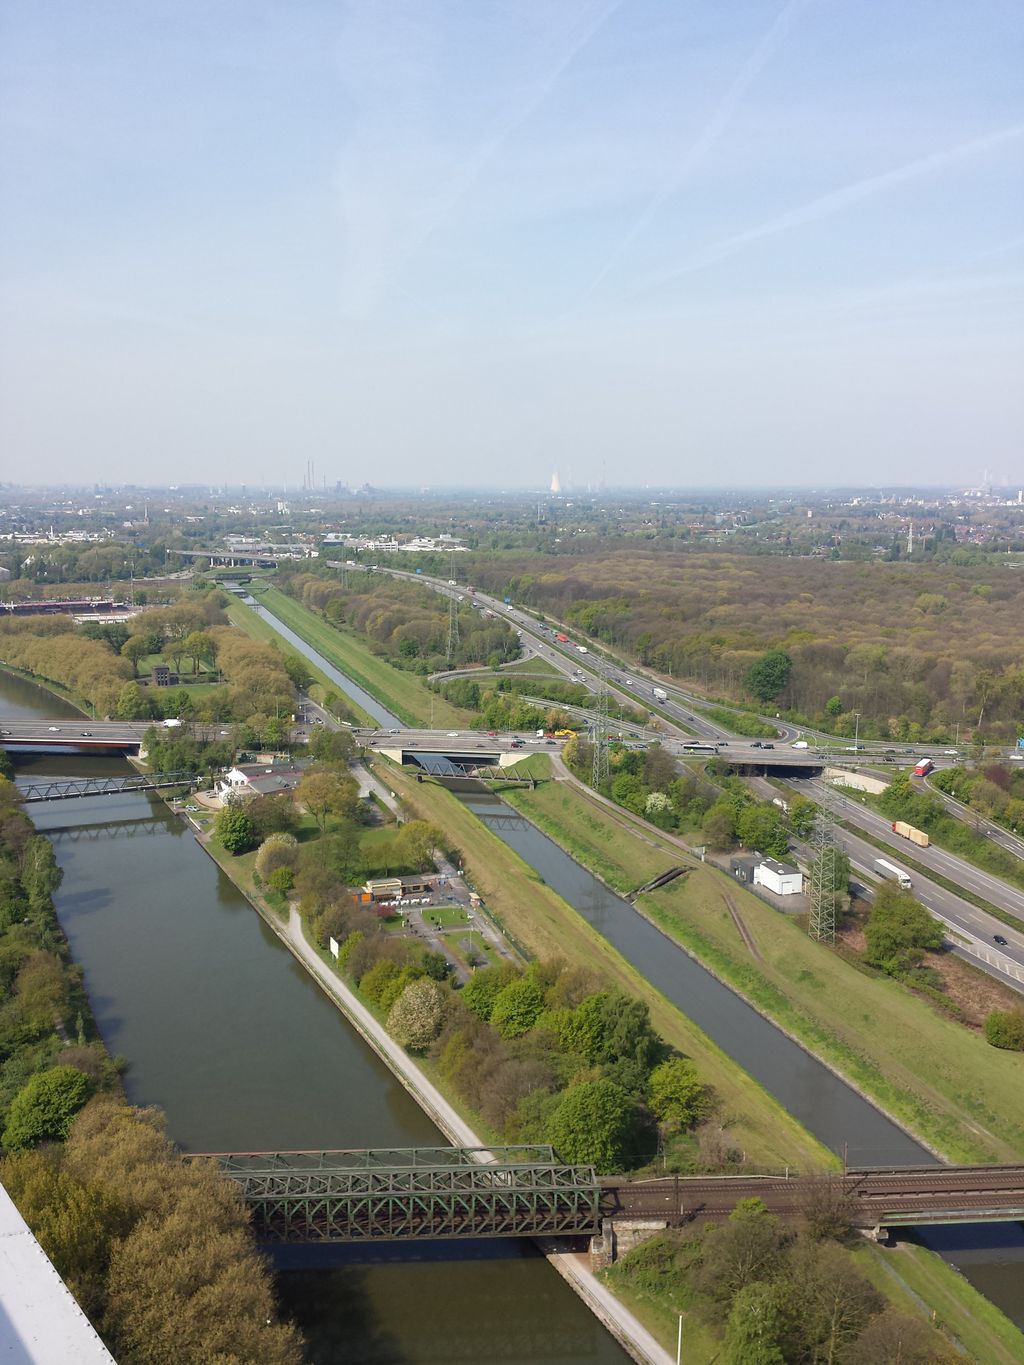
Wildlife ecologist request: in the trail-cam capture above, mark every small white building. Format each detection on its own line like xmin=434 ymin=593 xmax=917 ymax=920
xmin=215 ymin=764 xmax=305 ymax=804
xmin=753 ymin=857 xmax=803 ymax=896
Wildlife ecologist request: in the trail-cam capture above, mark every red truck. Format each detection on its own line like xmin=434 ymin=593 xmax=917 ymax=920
xmin=913 ymin=758 xmax=935 ymax=778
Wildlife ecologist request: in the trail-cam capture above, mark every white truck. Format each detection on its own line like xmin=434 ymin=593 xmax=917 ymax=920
xmin=652 ymin=687 xmax=668 ymax=702
xmin=875 ymin=858 xmax=912 ymax=890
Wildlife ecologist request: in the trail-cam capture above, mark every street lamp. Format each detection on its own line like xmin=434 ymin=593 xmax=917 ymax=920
xmin=853 ymin=711 xmax=861 ymax=751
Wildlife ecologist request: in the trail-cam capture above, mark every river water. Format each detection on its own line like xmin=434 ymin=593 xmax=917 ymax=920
xmin=2 ymin=672 xmax=629 ymax=1364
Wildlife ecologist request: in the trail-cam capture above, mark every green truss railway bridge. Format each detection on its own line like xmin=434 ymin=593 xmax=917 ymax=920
xmin=190 ymin=1147 xmax=1024 ymax=1255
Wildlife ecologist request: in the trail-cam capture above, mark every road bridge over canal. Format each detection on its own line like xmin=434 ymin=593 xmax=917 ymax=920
xmin=193 ymin=1148 xmax=1024 ymax=1246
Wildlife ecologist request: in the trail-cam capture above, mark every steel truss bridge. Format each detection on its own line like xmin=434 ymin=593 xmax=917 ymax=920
xmin=193 ymin=1146 xmax=600 ymax=1243
xmin=16 ymin=771 xmax=196 ymax=803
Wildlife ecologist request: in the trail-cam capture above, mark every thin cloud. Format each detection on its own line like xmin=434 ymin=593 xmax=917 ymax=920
xmin=633 ymin=121 xmax=1024 ymax=293
xmin=579 ymin=0 xmax=814 ymax=301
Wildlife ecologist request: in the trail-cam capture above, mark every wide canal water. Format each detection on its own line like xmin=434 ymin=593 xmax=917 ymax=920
xmin=1 ymin=671 xmax=630 ymax=1364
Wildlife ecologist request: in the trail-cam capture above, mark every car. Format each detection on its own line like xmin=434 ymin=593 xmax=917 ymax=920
xmin=943 ymin=749 xmax=958 ymax=756
xmin=0 ymin=729 xmax=9 ymax=736
xmin=762 ymin=743 xmax=774 ymax=749
xmin=389 ymin=728 xmax=401 ymax=734
xmin=994 ymin=935 xmax=1009 ymax=947
xmin=545 ymin=739 xmax=556 ymax=745
xmin=80 ymin=731 xmax=93 ymax=737
xmin=902 ymin=748 xmax=915 ymax=754
xmin=624 ymin=678 xmax=634 ymax=686
xmin=47 ymin=726 xmax=61 ymax=733
xmin=486 ymin=730 xmax=497 ymax=737
xmin=751 ymin=740 xmax=762 ymax=748
xmin=447 ymin=731 xmax=459 ymax=737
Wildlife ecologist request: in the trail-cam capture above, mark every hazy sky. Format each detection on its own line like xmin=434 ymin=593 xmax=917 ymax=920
xmin=1 ymin=1 xmax=1021 ymax=489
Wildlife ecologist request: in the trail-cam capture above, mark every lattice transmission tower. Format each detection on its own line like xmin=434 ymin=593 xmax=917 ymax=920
xmin=446 ymin=590 xmax=460 ymax=666
xmin=591 ymin=676 xmax=610 ymax=789
xmin=807 ymin=749 xmax=840 ymax=943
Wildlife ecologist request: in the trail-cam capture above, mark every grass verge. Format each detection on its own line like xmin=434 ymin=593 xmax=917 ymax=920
xmin=859 ymin=1240 xmax=1024 ymax=1365
xmin=249 ymin=584 xmax=473 ymax=729
xmin=377 ymin=755 xmax=833 ymax=1173
xmin=505 ymin=775 xmax=1024 ymax=1164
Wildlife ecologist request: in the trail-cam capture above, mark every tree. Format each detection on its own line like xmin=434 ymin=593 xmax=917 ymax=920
xmin=695 ymin=1199 xmax=787 ymax=1311
xmin=462 ymin=963 xmax=519 ymax=1021
xmin=120 ymin=636 xmax=151 ymax=677
xmin=2 ymin=1066 xmax=94 ymax=1149
xmin=396 ymin=820 xmax=445 ymax=869
xmin=386 ymin=979 xmax=446 ymax=1050
xmin=268 ymin=866 xmax=294 ymax=894
xmin=702 ymin=801 xmax=737 ymax=850
xmin=744 ymin=650 xmax=792 ymax=704
xmin=115 ymin=680 xmax=152 ymax=720
xmin=736 ymin=805 xmax=790 ymax=859
xmin=547 ymin=1079 xmax=637 ymax=1172
xmin=863 ymin=883 xmax=944 ymax=975
xmin=215 ymin=804 xmax=256 ymax=855
xmin=648 ymin=1057 xmax=708 ymax=1129
xmin=599 ymin=990 xmax=661 ymax=1069
xmin=308 ymin=726 xmax=354 ymax=766
xmin=983 ymin=1006 xmax=1024 ymax=1051
xmin=846 ymin=1308 xmax=961 ymax=1364
xmin=254 ymin=832 xmax=299 ymax=881
xmin=21 ymin=835 xmax=63 ymax=907
xmin=490 ymin=976 xmax=546 ymax=1038
xmin=723 ymin=1282 xmax=788 ymax=1365
xmin=0 ymin=1149 xmax=130 ymax=1317
xmin=297 ymin=769 xmax=360 ymax=831
xmin=181 ymin=629 xmax=217 ymax=676
xmin=788 ymin=794 xmax=817 ymax=838
xmin=824 ymin=695 xmax=844 ymax=717
xmin=782 ymin=1238 xmax=882 ymax=1364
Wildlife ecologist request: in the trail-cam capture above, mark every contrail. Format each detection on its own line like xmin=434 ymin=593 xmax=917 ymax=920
xmin=402 ymin=0 xmax=629 ymax=261
xmin=635 ymin=121 xmax=1024 ymax=293
xmin=579 ymin=0 xmax=814 ymax=301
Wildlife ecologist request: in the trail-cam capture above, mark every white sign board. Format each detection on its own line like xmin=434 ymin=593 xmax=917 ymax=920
xmin=328 ymin=936 xmax=340 ymax=959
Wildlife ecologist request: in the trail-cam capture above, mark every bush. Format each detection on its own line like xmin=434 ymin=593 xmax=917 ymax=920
xmin=255 ymin=832 xmax=298 ymax=880
xmin=386 ymin=979 xmax=446 ymax=1050
xmin=2 ymin=1065 xmax=94 ymax=1149
xmin=984 ymin=1007 xmax=1024 ymax=1050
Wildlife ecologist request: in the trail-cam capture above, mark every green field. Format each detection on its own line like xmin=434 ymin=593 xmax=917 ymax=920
xmin=247 ymin=585 xmax=473 ymax=728
xmin=506 ymin=772 xmax=1024 ymax=1164
xmin=376 ymin=755 xmax=833 ymax=1173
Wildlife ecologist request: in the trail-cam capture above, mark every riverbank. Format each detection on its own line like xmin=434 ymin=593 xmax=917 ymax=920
xmin=501 ymin=761 xmax=1024 ymax=1166
xmin=0 ymin=661 xmax=92 ymax=716
xmin=193 ymin=823 xmax=673 ymax=1365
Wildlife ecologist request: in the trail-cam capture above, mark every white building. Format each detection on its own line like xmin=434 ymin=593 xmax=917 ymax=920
xmin=753 ymin=857 xmax=803 ymax=896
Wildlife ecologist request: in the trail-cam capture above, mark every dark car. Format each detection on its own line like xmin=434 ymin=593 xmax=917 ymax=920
xmin=994 ymin=935 xmax=1009 ymax=947
xmin=762 ymin=743 xmax=774 ymax=749
xmin=80 ymin=731 xmax=93 ymax=737
xmin=751 ymin=740 xmax=763 ymax=748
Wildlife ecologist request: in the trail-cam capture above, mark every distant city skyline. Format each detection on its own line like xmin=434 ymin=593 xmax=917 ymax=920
xmin=1 ymin=1 xmax=1021 ymax=487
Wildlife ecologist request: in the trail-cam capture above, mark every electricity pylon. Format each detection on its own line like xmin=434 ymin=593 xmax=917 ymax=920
xmin=446 ymin=590 xmax=460 ymax=666
xmin=591 ymin=676 xmax=610 ymax=789
xmin=807 ymin=748 xmax=840 ymax=942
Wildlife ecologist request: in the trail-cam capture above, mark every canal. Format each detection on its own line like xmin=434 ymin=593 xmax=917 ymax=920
xmin=1 ymin=671 xmax=630 ymax=1364
xmin=237 ymin=599 xmax=1024 ymax=1329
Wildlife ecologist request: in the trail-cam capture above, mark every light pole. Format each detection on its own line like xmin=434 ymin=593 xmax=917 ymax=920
xmin=853 ymin=711 xmax=861 ymax=751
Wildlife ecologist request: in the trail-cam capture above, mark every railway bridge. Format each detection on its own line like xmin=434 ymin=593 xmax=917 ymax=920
xmin=192 ymin=1148 xmax=1024 ymax=1252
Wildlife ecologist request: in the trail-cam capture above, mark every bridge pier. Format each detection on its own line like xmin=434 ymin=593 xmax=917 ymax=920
xmin=590 ymin=1218 xmax=669 ymax=1271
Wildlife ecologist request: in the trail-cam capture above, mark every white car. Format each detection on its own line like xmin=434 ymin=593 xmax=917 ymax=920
xmin=48 ymin=726 xmax=61 ymax=733
xmin=447 ymin=731 xmax=459 ymax=737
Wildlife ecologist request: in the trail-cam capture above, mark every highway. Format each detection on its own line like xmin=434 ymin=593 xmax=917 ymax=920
xmin=924 ymin=773 xmax=1024 ymax=863
xmin=799 ymin=778 xmax=1024 ymax=925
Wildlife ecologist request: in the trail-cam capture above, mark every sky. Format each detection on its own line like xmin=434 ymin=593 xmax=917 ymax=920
xmin=0 ymin=0 xmax=1022 ymax=490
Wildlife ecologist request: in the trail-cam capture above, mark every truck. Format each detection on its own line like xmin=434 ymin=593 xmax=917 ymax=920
xmin=892 ymin=820 xmax=929 ymax=848
xmin=875 ymin=858 xmax=912 ymax=889
xmin=555 ymin=633 xmax=569 ymax=643
xmin=652 ymin=687 xmax=668 ymax=702
xmin=913 ymin=758 xmax=935 ymax=778
xmin=162 ymin=718 xmax=182 ymax=728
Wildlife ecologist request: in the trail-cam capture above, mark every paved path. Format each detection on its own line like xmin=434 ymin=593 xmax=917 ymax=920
xmin=280 ymin=906 xmax=672 ymax=1365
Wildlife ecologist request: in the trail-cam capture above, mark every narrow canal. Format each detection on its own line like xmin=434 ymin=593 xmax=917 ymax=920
xmin=243 ymin=599 xmax=1024 ymax=1328
xmin=2 ymin=672 xmax=630 ymax=1364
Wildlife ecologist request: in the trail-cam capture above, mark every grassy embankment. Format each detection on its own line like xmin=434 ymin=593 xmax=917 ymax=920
xmin=503 ymin=765 xmax=1024 ymax=1166
xmin=245 ymin=584 xmax=474 ymax=729
xmin=374 ymin=754 xmax=832 ymax=1173
xmin=601 ymin=1234 xmax=1024 ymax=1365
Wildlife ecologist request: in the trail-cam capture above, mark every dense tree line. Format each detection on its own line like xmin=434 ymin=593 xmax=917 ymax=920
xmin=280 ymin=570 xmax=521 ymax=673
xmin=0 ymin=590 xmax=300 ymax=726
xmin=462 ymin=550 xmax=1024 ymax=742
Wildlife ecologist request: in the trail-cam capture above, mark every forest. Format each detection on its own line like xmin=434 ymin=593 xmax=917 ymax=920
xmin=463 ymin=550 xmax=1024 ymax=741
